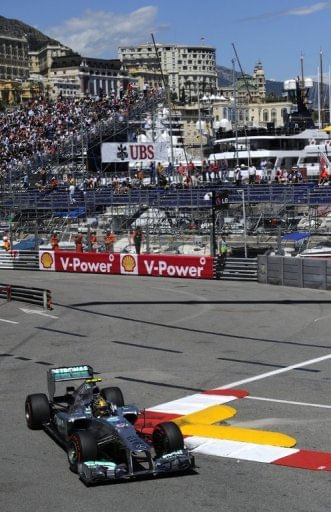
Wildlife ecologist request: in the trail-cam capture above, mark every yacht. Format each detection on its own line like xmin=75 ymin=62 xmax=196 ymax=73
xmin=298 ymin=240 xmax=331 ymax=258
xmin=208 ymin=128 xmax=328 ymax=181
xmin=207 ymin=77 xmax=329 ymax=182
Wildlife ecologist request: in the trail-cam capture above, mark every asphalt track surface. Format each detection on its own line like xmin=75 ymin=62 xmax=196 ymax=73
xmin=1 ymin=270 xmax=331 ymax=512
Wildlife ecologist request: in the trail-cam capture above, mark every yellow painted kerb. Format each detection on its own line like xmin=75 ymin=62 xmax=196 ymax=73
xmin=173 ymin=404 xmax=297 ymax=448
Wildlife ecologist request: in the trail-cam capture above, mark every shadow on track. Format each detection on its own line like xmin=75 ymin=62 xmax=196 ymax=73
xmin=54 ymin=300 xmax=331 ymax=350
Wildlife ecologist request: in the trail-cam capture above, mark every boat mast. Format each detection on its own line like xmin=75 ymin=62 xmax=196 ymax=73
xmin=232 ymin=58 xmax=239 ymax=167
xmin=320 ymin=49 xmax=324 ymax=128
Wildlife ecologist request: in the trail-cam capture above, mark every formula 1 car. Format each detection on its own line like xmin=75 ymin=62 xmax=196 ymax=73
xmin=25 ymin=365 xmax=195 ymax=485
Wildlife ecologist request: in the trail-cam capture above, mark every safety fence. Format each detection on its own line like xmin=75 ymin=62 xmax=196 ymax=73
xmin=216 ymin=257 xmax=258 ymax=281
xmin=0 ymin=250 xmax=39 ymax=270
xmin=0 ymin=283 xmax=52 ymax=309
xmin=0 ymin=249 xmax=258 ymax=281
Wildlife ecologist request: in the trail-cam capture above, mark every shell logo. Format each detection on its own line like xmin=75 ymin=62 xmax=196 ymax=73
xmin=40 ymin=251 xmax=54 ymax=269
xmin=121 ymin=254 xmax=136 ymax=273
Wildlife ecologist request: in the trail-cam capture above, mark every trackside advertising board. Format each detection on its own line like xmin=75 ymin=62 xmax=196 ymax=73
xmin=39 ymin=251 xmax=214 ymax=279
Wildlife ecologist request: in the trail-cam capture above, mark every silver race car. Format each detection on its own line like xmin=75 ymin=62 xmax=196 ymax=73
xmin=25 ymin=365 xmax=195 ymax=485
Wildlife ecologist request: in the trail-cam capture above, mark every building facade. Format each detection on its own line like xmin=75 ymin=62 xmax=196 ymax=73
xmin=0 ymin=33 xmax=29 ymax=81
xmin=48 ymin=55 xmax=128 ymax=99
xmin=119 ymin=43 xmax=218 ymax=100
xmin=29 ymin=43 xmax=73 ymax=77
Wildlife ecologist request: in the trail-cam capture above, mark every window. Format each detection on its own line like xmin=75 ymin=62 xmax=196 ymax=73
xmin=263 ymin=109 xmax=268 ymax=122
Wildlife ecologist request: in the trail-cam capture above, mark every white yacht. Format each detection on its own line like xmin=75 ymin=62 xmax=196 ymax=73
xmin=208 ymin=76 xmax=330 ymax=181
xmin=298 ymin=240 xmax=331 ymax=258
xmin=208 ymin=128 xmax=329 ymax=182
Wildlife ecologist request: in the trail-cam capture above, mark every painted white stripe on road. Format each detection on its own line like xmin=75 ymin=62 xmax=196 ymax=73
xmin=314 ymin=315 xmax=331 ymax=322
xmin=0 ymin=318 xmax=18 ymax=324
xmin=20 ymin=308 xmax=58 ymax=319
xmin=247 ymin=395 xmax=331 ymax=409
xmin=149 ymin=393 xmax=237 ymax=414
xmin=185 ymin=436 xmax=298 ymax=463
xmin=219 ymin=353 xmax=331 ymax=389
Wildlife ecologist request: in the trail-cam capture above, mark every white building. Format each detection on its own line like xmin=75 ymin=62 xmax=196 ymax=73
xmin=119 ymin=43 xmax=218 ymax=100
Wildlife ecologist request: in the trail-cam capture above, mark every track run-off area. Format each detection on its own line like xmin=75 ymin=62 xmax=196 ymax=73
xmin=1 ymin=270 xmax=330 ymax=512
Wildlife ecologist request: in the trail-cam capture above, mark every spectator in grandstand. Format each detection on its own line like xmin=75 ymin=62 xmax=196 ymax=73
xmin=177 ymin=162 xmax=186 ymax=185
xmin=69 ymin=183 xmax=76 ymax=204
xmin=0 ymin=88 xmax=163 ymax=190
xmin=248 ymin=165 xmax=257 ymax=185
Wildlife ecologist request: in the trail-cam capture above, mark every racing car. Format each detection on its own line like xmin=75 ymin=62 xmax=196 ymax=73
xmin=25 ymin=365 xmax=195 ymax=485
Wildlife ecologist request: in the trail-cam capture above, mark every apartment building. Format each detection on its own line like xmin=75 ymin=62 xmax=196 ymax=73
xmin=0 ymin=33 xmax=29 ymax=81
xmin=119 ymin=43 xmax=218 ymax=100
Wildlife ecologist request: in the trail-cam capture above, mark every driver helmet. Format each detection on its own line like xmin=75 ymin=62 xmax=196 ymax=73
xmin=93 ymin=396 xmax=109 ymax=417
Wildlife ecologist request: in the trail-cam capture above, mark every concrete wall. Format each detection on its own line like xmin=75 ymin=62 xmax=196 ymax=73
xmin=258 ymin=255 xmax=331 ymax=290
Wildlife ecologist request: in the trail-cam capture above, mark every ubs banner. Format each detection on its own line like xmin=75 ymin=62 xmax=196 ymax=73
xmin=39 ymin=251 xmax=214 ymax=280
xmin=101 ymin=142 xmax=168 ymax=163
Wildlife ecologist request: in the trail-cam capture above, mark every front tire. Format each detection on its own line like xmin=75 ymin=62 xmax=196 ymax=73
xmin=25 ymin=393 xmax=50 ymax=430
xmin=100 ymin=386 xmax=124 ymax=407
xmin=67 ymin=431 xmax=98 ymax=473
xmin=153 ymin=421 xmax=184 ymax=457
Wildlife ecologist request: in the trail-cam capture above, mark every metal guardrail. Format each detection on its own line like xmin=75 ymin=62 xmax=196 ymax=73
xmin=0 ymin=251 xmax=39 ymax=270
xmin=0 ymin=283 xmax=52 ymax=309
xmin=215 ymin=256 xmax=258 ymax=281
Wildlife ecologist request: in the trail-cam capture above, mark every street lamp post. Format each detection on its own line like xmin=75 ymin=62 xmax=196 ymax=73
xmin=237 ymin=189 xmax=248 ymax=258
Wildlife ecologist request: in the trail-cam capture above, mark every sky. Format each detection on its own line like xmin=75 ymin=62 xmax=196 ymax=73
xmin=2 ymin=1 xmax=331 ymax=82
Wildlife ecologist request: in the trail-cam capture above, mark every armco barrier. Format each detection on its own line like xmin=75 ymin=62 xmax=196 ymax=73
xmin=0 ymin=250 xmax=39 ymax=270
xmin=0 ymin=283 xmax=52 ymax=309
xmin=214 ymin=256 xmax=258 ymax=281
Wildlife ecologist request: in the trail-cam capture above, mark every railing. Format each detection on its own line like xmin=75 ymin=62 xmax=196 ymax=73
xmin=0 ymin=283 xmax=52 ymax=309
xmin=215 ymin=256 xmax=258 ymax=281
xmin=2 ymin=183 xmax=331 ymax=213
xmin=0 ymin=250 xmax=39 ymax=270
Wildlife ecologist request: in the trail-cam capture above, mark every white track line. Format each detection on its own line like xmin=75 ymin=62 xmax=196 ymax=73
xmin=0 ymin=318 xmax=18 ymax=324
xmin=247 ymin=395 xmax=331 ymax=409
xmin=20 ymin=308 xmax=58 ymax=319
xmin=220 ymin=353 xmax=331 ymax=388
xmin=314 ymin=315 xmax=331 ymax=322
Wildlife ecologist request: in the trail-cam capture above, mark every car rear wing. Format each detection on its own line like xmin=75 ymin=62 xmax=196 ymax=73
xmin=47 ymin=365 xmax=94 ymax=400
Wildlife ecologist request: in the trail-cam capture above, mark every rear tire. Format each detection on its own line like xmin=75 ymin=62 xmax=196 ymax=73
xmin=67 ymin=431 xmax=98 ymax=473
xmin=153 ymin=421 xmax=184 ymax=457
xmin=100 ymin=386 xmax=124 ymax=407
xmin=25 ymin=393 xmax=50 ymax=430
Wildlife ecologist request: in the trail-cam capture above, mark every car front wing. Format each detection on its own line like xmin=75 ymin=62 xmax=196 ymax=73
xmin=78 ymin=449 xmax=195 ymax=485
